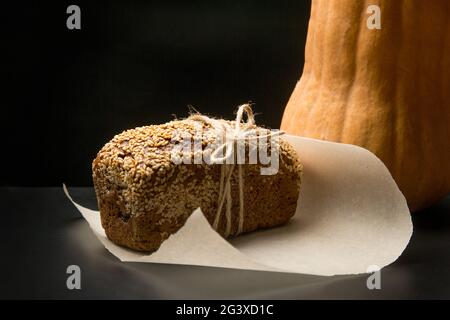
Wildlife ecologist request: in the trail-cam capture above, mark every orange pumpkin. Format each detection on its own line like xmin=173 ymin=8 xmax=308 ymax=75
xmin=281 ymin=0 xmax=450 ymax=211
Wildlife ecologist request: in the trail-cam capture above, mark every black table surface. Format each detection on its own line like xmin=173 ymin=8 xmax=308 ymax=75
xmin=1 ymin=187 xmax=449 ymax=299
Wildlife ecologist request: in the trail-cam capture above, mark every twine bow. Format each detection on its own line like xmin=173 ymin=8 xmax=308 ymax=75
xmin=188 ymin=104 xmax=284 ymax=237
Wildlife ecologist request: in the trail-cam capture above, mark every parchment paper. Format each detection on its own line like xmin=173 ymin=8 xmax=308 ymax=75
xmin=65 ymin=135 xmax=412 ymax=276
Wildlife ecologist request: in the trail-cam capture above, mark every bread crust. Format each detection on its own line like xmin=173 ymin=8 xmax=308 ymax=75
xmin=93 ymin=120 xmax=302 ymax=252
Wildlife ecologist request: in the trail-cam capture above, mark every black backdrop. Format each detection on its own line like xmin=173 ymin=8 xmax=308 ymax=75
xmin=3 ymin=0 xmax=310 ymax=186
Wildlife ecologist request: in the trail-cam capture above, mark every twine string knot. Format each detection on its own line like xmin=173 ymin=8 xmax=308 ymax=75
xmin=188 ymin=104 xmax=284 ymax=237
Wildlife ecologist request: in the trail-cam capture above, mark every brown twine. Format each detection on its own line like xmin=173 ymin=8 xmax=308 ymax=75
xmin=188 ymin=104 xmax=284 ymax=237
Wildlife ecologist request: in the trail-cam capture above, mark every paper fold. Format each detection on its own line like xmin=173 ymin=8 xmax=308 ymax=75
xmin=65 ymin=135 xmax=412 ymax=276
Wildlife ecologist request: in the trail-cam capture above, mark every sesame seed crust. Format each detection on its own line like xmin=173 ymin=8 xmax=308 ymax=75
xmin=92 ymin=120 xmax=302 ymax=252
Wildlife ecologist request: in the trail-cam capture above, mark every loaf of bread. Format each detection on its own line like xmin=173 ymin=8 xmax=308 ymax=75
xmin=92 ymin=106 xmax=302 ymax=252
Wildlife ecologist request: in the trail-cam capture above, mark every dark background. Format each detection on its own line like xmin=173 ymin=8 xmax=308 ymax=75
xmin=2 ymin=1 xmax=450 ymax=300
xmin=3 ymin=0 xmax=310 ymax=186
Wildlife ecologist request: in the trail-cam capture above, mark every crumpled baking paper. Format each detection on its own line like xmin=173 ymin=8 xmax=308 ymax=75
xmin=65 ymin=135 xmax=412 ymax=276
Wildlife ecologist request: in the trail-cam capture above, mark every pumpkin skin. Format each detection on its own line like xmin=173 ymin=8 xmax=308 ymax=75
xmin=281 ymin=0 xmax=450 ymax=211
